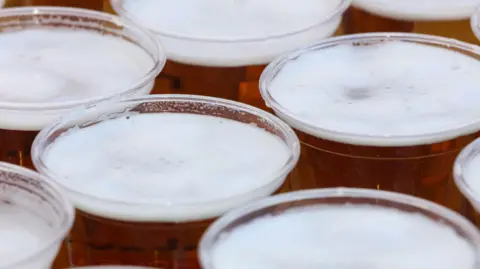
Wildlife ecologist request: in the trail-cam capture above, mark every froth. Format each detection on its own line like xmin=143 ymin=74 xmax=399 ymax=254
xmin=120 ymin=0 xmax=344 ymax=66
xmin=211 ymin=205 xmax=475 ymax=269
xmin=267 ymin=40 xmax=480 ymax=146
xmin=0 ymin=204 xmax=56 ymax=267
xmin=42 ymin=113 xmax=291 ymax=222
xmin=0 ymin=28 xmax=154 ymax=131
xmin=353 ymin=0 xmax=480 ymax=20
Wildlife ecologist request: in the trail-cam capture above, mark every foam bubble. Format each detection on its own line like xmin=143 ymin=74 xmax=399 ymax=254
xmin=353 ymin=0 xmax=480 ymax=20
xmin=42 ymin=113 xmax=292 ymax=222
xmin=267 ymin=40 xmax=480 ymax=146
xmin=119 ymin=0 xmax=345 ymax=66
xmin=211 ymin=205 xmax=476 ymax=269
xmin=0 ymin=28 xmax=154 ymax=131
xmin=0 ymin=204 xmax=57 ymax=268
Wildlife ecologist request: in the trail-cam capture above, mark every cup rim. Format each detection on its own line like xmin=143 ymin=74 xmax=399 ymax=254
xmin=199 ymin=187 xmax=480 ymax=269
xmin=0 ymin=162 xmax=75 ymax=268
xmin=0 ymin=6 xmax=166 ymax=111
xmin=471 ymin=5 xmax=480 ymax=41
xmin=109 ymin=0 xmax=352 ymax=43
xmin=31 ymin=94 xmax=300 ymax=212
xmin=259 ymin=32 xmax=480 ymax=147
xmin=454 ymin=137 xmax=480 ymax=208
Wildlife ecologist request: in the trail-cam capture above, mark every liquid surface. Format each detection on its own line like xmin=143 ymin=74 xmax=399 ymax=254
xmin=0 ymin=28 xmax=152 ymax=104
xmin=42 ymin=113 xmax=291 ymax=221
xmin=268 ymin=41 xmax=480 ymax=146
xmin=211 ymin=205 xmax=475 ymax=269
xmin=122 ymin=0 xmax=341 ymax=39
xmin=353 ymin=0 xmax=480 ymax=20
xmin=0 ymin=204 xmax=55 ymax=267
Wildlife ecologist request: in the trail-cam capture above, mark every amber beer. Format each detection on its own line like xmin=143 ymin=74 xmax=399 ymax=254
xmin=260 ymin=33 xmax=480 ymax=213
xmin=0 ymin=7 xmax=163 ymax=168
xmin=344 ymin=0 xmax=480 ymax=43
xmin=4 ymin=0 xmax=103 ymax=9
xmin=0 ymin=162 xmax=74 ymax=269
xmin=199 ymin=188 xmax=480 ymax=268
xmin=110 ymin=0 xmax=350 ymax=108
xmin=31 ymin=95 xmax=300 ymax=268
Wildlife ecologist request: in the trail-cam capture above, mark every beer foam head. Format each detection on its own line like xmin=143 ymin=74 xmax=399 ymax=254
xmin=210 ymin=205 xmax=476 ymax=269
xmin=0 ymin=28 xmax=155 ymax=131
xmin=0 ymin=204 xmax=58 ymax=267
xmin=115 ymin=0 xmax=347 ymax=66
xmin=41 ymin=113 xmax=293 ymax=222
xmin=353 ymin=0 xmax=480 ymax=20
xmin=265 ymin=37 xmax=480 ymax=146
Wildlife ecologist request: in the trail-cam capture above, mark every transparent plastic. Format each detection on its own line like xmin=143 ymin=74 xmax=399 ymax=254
xmin=455 ymin=137 xmax=480 ymax=214
xmin=0 ymin=162 xmax=74 ymax=269
xmin=200 ymin=188 xmax=480 ymax=269
xmin=471 ymin=5 xmax=480 ymax=41
xmin=31 ymin=94 xmax=300 ymax=267
xmin=110 ymin=0 xmax=351 ymax=67
xmin=0 ymin=6 xmax=165 ymax=131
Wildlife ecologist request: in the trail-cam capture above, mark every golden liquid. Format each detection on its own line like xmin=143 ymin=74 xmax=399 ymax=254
xmin=290 ymin=130 xmax=479 ymax=214
xmin=4 ymin=0 xmax=104 ymax=9
xmin=0 ymin=130 xmax=38 ymax=169
xmin=343 ymin=7 xmax=479 ymax=44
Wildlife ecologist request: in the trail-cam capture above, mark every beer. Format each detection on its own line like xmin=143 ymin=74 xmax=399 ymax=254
xmin=5 ymin=0 xmax=103 ymax=9
xmin=72 ymin=267 xmax=156 ymax=269
xmin=31 ymin=95 xmax=300 ymax=268
xmin=110 ymin=0 xmax=350 ymax=108
xmin=344 ymin=0 xmax=480 ymax=43
xmin=200 ymin=188 xmax=480 ymax=269
xmin=0 ymin=7 xmax=163 ymax=168
xmin=259 ymin=33 xmax=480 ymax=212
xmin=0 ymin=162 xmax=74 ymax=269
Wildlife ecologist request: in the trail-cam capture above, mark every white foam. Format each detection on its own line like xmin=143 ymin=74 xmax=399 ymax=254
xmin=267 ymin=40 xmax=480 ymax=146
xmin=117 ymin=0 xmax=345 ymax=66
xmin=211 ymin=205 xmax=475 ymax=269
xmin=0 ymin=28 xmax=155 ymax=131
xmin=42 ymin=113 xmax=292 ymax=222
xmin=353 ymin=0 xmax=480 ymax=21
xmin=0 ymin=204 xmax=58 ymax=268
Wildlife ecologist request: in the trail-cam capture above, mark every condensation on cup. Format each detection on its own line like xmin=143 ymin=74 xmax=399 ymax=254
xmin=260 ymin=32 xmax=480 ymax=213
xmin=109 ymin=0 xmax=351 ymax=107
xmin=0 ymin=162 xmax=74 ymax=269
xmin=199 ymin=188 xmax=480 ymax=269
xmin=0 ymin=6 xmax=165 ymax=168
xmin=344 ymin=0 xmax=480 ymax=43
xmin=31 ymin=94 xmax=300 ymax=268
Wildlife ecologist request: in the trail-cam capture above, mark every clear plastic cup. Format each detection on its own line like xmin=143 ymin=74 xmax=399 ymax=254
xmin=470 ymin=5 xmax=480 ymax=41
xmin=454 ymin=137 xmax=480 ymax=218
xmin=260 ymin=32 xmax=480 ymax=214
xmin=32 ymin=94 xmax=300 ymax=267
xmin=0 ymin=6 xmax=165 ymax=168
xmin=200 ymin=188 xmax=480 ymax=268
xmin=109 ymin=0 xmax=351 ymax=107
xmin=0 ymin=162 xmax=74 ymax=269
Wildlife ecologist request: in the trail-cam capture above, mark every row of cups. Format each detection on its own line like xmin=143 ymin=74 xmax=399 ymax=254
xmin=2 ymin=1 xmax=480 ymax=269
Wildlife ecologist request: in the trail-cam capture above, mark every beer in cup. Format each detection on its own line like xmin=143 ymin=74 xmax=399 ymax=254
xmin=200 ymin=188 xmax=480 ymax=269
xmin=0 ymin=162 xmax=74 ymax=269
xmin=109 ymin=0 xmax=351 ymax=108
xmin=31 ymin=95 xmax=300 ymax=267
xmin=0 ymin=7 xmax=164 ymax=168
xmin=344 ymin=0 xmax=480 ymax=43
xmin=260 ymin=32 xmax=480 ymax=212
xmin=4 ymin=0 xmax=103 ymax=9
